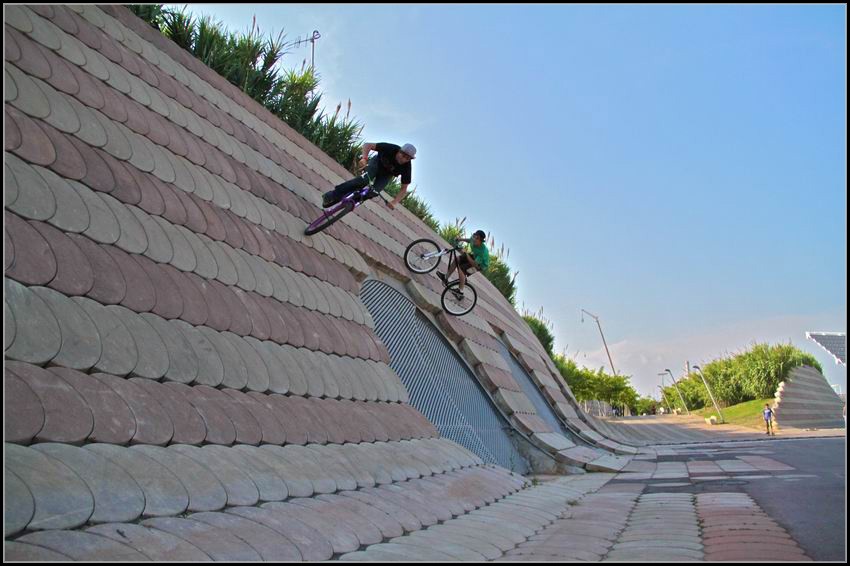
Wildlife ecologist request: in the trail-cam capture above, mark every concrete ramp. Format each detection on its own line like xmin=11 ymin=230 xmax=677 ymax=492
xmin=774 ymin=366 xmax=845 ymax=429
xmin=4 ymin=5 xmax=638 ymax=560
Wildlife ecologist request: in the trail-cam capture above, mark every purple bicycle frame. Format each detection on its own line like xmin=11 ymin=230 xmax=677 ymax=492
xmin=306 ymin=185 xmax=377 ymax=233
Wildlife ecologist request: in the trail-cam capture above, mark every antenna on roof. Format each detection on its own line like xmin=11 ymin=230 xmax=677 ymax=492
xmin=293 ymin=30 xmax=321 ymax=70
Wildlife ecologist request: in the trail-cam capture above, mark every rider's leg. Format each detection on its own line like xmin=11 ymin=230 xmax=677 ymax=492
xmin=458 ymin=269 xmax=466 ymax=292
xmin=324 ymin=156 xmax=380 ymax=206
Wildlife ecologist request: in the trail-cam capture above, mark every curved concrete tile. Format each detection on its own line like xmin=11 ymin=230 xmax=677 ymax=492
xmin=32 ymin=443 xmax=145 ymax=524
xmin=6 ymin=361 xmax=93 ymax=444
xmin=5 ymin=443 xmax=94 ymax=531
xmin=4 ymin=367 xmax=45 ymax=445
xmin=30 ymin=286 xmax=102 ymax=370
xmin=129 ymin=378 xmax=206 ymax=445
xmin=47 ymin=367 xmax=136 ymax=445
xmin=226 ymin=506 xmax=331 ymax=561
xmin=163 ymin=382 xmax=236 ymax=445
xmin=4 ymin=470 xmax=35 ymax=538
xmin=84 ymin=443 xmax=189 ymax=517
xmin=139 ymin=312 xmax=199 ymax=384
xmin=168 ymin=444 xmax=259 ymax=507
xmin=73 ymin=296 xmax=139 ymax=376
xmin=107 ymin=304 xmax=169 ymax=379
xmin=140 ymin=517 xmax=262 ymax=561
xmin=14 ymin=530 xmax=149 ymax=561
xmin=131 ymin=445 xmax=227 ymax=513
xmin=89 ymin=372 xmax=173 ymax=446
xmin=170 ymin=319 xmax=224 ymax=387
xmin=86 ymin=523 xmax=212 ymax=561
xmin=4 ymin=278 xmax=61 ymax=364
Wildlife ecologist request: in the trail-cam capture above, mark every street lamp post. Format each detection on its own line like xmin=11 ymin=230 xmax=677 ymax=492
xmin=581 ymin=309 xmax=617 ymax=376
xmin=657 ymin=373 xmax=675 ymax=415
xmin=665 ymin=369 xmax=690 ymax=415
xmin=692 ymin=365 xmax=725 ymax=424
xmin=657 ymin=384 xmax=673 ymax=415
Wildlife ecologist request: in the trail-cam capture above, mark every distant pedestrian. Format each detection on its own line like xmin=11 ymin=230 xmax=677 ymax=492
xmin=763 ymin=404 xmax=775 ymax=436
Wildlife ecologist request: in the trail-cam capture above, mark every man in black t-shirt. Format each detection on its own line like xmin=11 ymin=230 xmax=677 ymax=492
xmin=322 ymin=142 xmax=416 ymax=209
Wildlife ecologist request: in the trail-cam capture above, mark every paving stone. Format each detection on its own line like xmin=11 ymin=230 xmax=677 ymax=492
xmin=80 ymin=190 xmax=122 ymax=245
xmin=4 ymin=540 xmax=72 ymax=561
xmin=136 ymin=207 xmax=174 ymax=265
xmin=164 ymin=382 xmax=236 ymax=445
xmin=74 ymin=296 xmax=139 ymax=376
xmin=31 ymin=286 xmax=102 ymax=370
xmin=31 ymin=222 xmax=92 ymax=297
xmin=4 ymin=470 xmax=34 ymax=538
xmin=4 ymin=367 xmax=45 ymax=445
xmin=222 ymin=331 xmax=271 ymax=392
xmin=141 ymin=517 xmax=262 ymax=561
xmin=170 ymin=444 xmax=260 ymax=507
xmin=128 ymin=379 xmax=205 ymax=444
xmin=171 ymin=319 xmax=224 ymax=387
xmin=86 ymin=523 xmax=212 ymax=561
xmin=5 ymin=443 xmax=94 ymax=531
xmin=72 ymin=235 xmax=127 ymax=305
xmin=131 ymin=445 xmax=227 ymax=513
xmin=197 ymin=326 xmax=248 ymax=389
xmin=271 ymin=345 xmax=311 ymax=396
xmin=46 ymin=366 xmax=135 ymax=444
xmin=409 ymin=528 xmax=505 ymax=560
xmin=139 ymin=313 xmax=199 ymax=384
xmin=32 ymin=443 xmax=145 ymax=525
xmin=5 ymin=156 xmax=56 ymax=222
xmin=226 ymin=506 xmax=332 ymax=561
xmin=390 ymin=537 xmax=491 ymax=561
xmin=203 ymin=444 xmax=289 ymax=502
xmin=286 ymin=394 xmax=330 ymax=445
xmin=89 ymin=372 xmax=173 ymax=445
xmin=4 ymin=160 xmax=58 ymax=226
xmin=188 ymin=511 xmax=302 ymax=561
xmin=221 ymin=389 xmax=287 ymax=445
xmin=108 ymin=304 xmax=170 ymax=378
xmin=6 ymin=361 xmax=93 ymax=444
xmin=4 ymin=279 xmax=62 ymax=364
xmin=262 ymin=498 xmax=366 ymax=554
xmin=84 ymin=443 xmax=189 ymax=517
xmin=14 ymin=530 xmax=149 ymax=561
xmin=195 ymin=384 xmax=262 ymax=445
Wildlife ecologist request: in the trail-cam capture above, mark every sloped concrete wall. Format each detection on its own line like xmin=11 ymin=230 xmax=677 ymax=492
xmin=774 ymin=366 xmax=845 ymax=429
xmin=3 ymin=5 xmax=638 ymax=559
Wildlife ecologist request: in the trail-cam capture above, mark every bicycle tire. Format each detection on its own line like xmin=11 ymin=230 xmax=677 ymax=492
xmin=404 ymin=238 xmax=443 ymax=274
xmin=441 ymin=281 xmax=478 ymax=316
xmin=304 ymin=201 xmax=354 ymax=236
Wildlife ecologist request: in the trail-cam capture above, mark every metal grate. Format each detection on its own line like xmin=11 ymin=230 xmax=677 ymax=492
xmin=361 ymin=280 xmax=529 ymax=474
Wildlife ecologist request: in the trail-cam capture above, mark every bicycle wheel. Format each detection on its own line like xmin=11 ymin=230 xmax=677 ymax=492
xmin=441 ymin=281 xmax=478 ymax=316
xmin=404 ymin=238 xmax=442 ymax=274
xmin=305 ymin=201 xmax=354 ymax=235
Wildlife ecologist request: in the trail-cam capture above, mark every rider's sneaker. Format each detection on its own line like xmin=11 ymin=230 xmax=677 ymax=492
xmin=436 ymin=271 xmax=446 ymax=283
xmin=322 ymin=192 xmax=339 ymax=208
xmin=451 ymin=289 xmax=465 ymax=300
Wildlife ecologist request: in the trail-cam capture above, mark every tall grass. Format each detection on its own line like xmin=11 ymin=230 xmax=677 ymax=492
xmin=128 ymin=5 xmax=363 ymax=171
xmin=662 ymin=342 xmax=824 ymax=410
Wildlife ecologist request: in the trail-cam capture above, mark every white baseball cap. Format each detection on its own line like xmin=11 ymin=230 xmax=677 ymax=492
xmin=401 ymin=143 xmax=417 ymax=158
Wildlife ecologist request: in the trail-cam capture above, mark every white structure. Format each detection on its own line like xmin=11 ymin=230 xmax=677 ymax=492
xmin=806 ymin=332 xmax=846 ymax=366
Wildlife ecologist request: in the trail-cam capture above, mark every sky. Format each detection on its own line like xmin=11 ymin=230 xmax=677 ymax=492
xmin=175 ymin=4 xmax=846 ymax=397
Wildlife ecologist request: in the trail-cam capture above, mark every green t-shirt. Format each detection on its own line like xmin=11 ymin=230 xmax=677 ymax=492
xmin=468 ymin=242 xmax=490 ymax=272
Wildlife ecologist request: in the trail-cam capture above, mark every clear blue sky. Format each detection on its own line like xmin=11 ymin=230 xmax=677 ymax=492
xmin=177 ymin=4 xmax=846 ymax=396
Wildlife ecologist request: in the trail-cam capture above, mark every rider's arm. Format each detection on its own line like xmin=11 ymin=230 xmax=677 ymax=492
xmin=361 ymin=142 xmax=376 ymax=162
xmin=389 ymin=183 xmax=409 ymax=209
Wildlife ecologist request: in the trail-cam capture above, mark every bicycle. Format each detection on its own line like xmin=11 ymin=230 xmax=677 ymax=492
xmin=305 ymin=173 xmax=387 ymax=236
xmin=404 ymin=238 xmax=478 ymax=316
